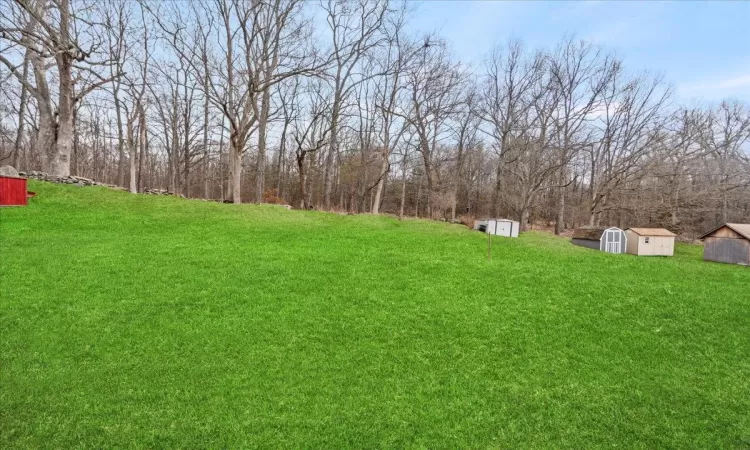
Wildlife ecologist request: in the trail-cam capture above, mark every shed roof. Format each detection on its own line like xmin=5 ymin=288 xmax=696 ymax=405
xmin=626 ymin=228 xmax=676 ymax=237
xmin=700 ymin=223 xmax=750 ymax=241
xmin=477 ymin=218 xmax=518 ymax=223
xmin=572 ymin=226 xmax=607 ymax=240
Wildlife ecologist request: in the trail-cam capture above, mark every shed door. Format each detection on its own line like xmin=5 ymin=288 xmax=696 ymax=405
xmin=604 ymin=230 xmax=621 ymax=253
xmin=497 ymin=221 xmax=511 ymax=236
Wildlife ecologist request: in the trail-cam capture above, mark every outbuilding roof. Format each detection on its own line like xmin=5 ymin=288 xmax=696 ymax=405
xmin=626 ymin=228 xmax=676 ymax=237
xmin=572 ymin=226 xmax=607 ymax=240
xmin=700 ymin=223 xmax=750 ymax=241
xmin=477 ymin=218 xmax=518 ymax=222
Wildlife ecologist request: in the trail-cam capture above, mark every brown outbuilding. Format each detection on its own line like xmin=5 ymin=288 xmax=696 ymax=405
xmin=625 ymin=228 xmax=676 ymax=256
xmin=699 ymin=223 xmax=750 ymax=266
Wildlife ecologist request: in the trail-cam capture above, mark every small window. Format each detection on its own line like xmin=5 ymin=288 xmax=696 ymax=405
xmin=644 ymin=237 xmax=650 ymax=244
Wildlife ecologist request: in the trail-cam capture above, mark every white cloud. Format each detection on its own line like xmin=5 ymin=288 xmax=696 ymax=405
xmin=679 ymin=72 xmax=750 ymax=100
xmin=716 ymin=74 xmax=750 ymax=90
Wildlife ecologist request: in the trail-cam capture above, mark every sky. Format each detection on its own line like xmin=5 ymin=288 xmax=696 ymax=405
xmin=410 ymin=0 xmax=750 ymax=104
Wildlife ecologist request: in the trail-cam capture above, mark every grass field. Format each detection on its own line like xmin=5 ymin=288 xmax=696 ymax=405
xmin=1 ymin=181 xmax=749 ymax=448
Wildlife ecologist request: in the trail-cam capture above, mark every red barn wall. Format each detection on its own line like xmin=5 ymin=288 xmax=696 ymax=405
xmin=0 ymin=176 xmax=28 ymax=206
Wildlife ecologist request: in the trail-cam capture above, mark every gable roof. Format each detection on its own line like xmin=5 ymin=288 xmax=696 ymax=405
xmin=626 ymin=228 xmax=676 ymax=237
xmin=572 ymin=226 xmax=606 ymax=240
xmin=699 ymin=223 xmax=750 ymax=241
xmin=477 ymin=218 xmax=518 ymax=223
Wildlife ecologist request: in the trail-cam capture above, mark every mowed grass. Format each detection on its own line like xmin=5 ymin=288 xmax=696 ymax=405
xmin=1 ymin=181 xmax=749 ymax=449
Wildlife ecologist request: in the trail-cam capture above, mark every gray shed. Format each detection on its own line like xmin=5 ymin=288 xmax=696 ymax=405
xmin=571 ymin=226 xmax=627 ymax=254
xmin=700 ymin=223 xmax=750 ymax=266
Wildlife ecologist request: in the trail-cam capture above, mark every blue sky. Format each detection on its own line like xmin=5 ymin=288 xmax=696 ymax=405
xmin=411 ymin=0 xmax=750 ymax=103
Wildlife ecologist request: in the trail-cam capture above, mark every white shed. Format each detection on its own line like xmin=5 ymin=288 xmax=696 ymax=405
xmin=571 ymin=226 xmax=627 ymax=254
xmin=625 ymin=228 xmax=676 ymax=256
xmin=473 ymin=218 xmax=520 ymax=237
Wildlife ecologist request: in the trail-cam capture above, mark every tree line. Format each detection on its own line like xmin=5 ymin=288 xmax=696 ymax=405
xmin=1 ymin=0 xmax=749 ymax=236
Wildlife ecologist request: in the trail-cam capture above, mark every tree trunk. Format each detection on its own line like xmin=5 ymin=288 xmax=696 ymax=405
xmin=51 ymin=42 xmax=75 ymax=178
xmin=115 ymin=92 xmax=124 ymax=186
xmin=399 ymin=168 xmax=407 ymax=220
xmin=415 ymin=174 xmax=422 ymax=218
xmin=50 ymin=114 xmax=73 ymax=178
xmin=202 ymin=56 xmax=210 ymax=200
xmin=323 ymin=88 xmax=342 ymax=209
xmin=276 ymin=122 xmax=288 ymax=198
xmin=297 ymin=153 xmax=308 ymax=209
xmin=520 ymin=207 xmax=530 ymax=232
xmin=451 ymin=141 xmax=466 ymax=221
xmin=182 ymin=82 xmax=191 ymax=197
xmin=322 ymin=116 xmax=338 ymax=210
xmin=424 ymin=164 xmax=434 ymax=219
xmin=131 ymin=105 xmax=145 ymax=194
xmin=491 ymin=159 xmax=503 ymax=216
xmin=138 ymin=110 xmax=147 ymax=192
xmin=371 ymin=153 xmax=389 ymax=215
xmin=36 ymin=109 xmax=55 ymax=172
xmin=255 ymin=88 xmax=271 ymax=203
xmin=72 ymin=108 xmax=79 ymax=175
xmin=229 ymin=146 xmax=242 ymax=204
xmin=555 ymin=181 xmax=565 ymax=235
xmin=554 ymin=139 xmax=568 ymax=234
xmin=12 ymin=55 xmax=30 ymax=170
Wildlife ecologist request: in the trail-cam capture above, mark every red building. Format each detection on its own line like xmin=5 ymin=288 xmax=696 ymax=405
xmin=0 ymin=176 xmax=28 ymax=206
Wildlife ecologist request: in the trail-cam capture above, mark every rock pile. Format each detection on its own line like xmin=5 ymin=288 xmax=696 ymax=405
xmin=0 ymin=165 xmax=20 ymax=177
xmin=21 ymin=170 xmax=182 ymax=196
xmin=15 ymin=168 xmax=290 ymax=206
xmin=21 ymin=171 xmax=125 ymax=189
xmin=143 ymin=188 xmax=179 ymax=196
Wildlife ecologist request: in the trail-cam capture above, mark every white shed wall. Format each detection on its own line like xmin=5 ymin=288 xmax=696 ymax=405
xmin=599 ymin=228 xmax=627 ymax=254
xmin=478 ymin=219 xmax=520 ymax=237
xmin=625 ymin=230 xmax=675 ymax=256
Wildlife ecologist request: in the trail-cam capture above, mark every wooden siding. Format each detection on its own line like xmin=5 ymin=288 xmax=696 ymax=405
xmin=625 ymin=230 xmax=639 ymax=254
xmin=711 ymin=226 xmax=743 ymax=239
xmin=703 ymin=237 xmax=750 ymax=266
xmin=0 ymin=176 xmax=27 ymax=206
xmin=572 ymin=238 xmax=601 ymax=250
xmin=625 ymin=230 xmax=675 ymax=256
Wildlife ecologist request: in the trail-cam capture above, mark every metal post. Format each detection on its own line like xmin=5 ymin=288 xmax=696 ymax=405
xmin=488 ymin=228 xmax=492 ymax=261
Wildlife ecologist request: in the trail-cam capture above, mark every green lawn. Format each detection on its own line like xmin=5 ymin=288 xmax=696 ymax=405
xmin=1 ymin=181 xmax=749 ymax=448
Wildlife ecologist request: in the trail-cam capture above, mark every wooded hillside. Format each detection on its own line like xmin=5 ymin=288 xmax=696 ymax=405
xmin=1 ymin=0 xmax=748 ymax=236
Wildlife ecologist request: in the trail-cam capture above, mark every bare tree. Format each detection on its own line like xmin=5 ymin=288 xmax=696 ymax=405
xmin=120 ymin=1 xmax=150 ymax=194
xmin=0 ymin=0 xmax=121 ymax=177
xmin=204 ymin=0 xmax=315 ymax=203
xmin=103 ymin=0 xmax=131 ymax=187
xmin=11 ymin=49 xmax=30 ymax=169
xmin=397 ymin=38 xmax=465 ymax=218
xmin=548 ymin=37 xmax=615 ymax=234
xmin=319 ymin=0 xmax=390 ymax=209
xmin=0 ymin=3 xmax=745 ymax=233
xmin=449 ymin=88 xmax=479 ymax=221
xmin=294 ymin=81 xmax=331 ymax=209
xmin=503 ymin=64 xmax=565 ymax=230
xmin=702 ymin=101 xmax=750 ymax=223
xmin=253 ymin=0 xmax=311 ymax=203
xmin=587 ymin=70 xmax=672 ymax=225
xmin=371 ymin=9 xmax=411 ymax=214
xmin=479 ymin=40 xmax=542 ymax=217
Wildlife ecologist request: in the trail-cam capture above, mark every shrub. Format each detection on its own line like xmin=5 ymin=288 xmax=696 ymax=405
xmin=263 ymin=188 xmax=287 ymax=205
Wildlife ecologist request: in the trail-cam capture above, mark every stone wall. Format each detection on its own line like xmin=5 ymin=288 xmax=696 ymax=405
xmin=21 ymin=170 xmax=179 ymax=196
